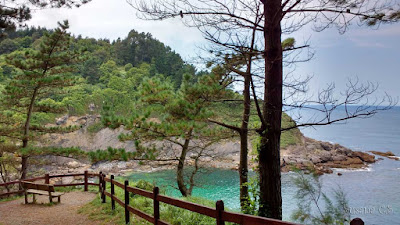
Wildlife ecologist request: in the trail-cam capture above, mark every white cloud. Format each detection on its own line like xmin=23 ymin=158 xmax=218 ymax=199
xmin=349 ymin=24 xmax=400 ymax=38
xmin=26 ymin=0 xmax=206 ymax=60
xmin=347 ymin=38 xmax=386 ymax=48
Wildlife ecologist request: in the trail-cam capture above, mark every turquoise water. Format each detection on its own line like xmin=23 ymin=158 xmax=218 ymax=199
xmin=126 ymin=107 xmax=400 ymax=224
xmin=127 ymin=168 xmax=298 ymax=221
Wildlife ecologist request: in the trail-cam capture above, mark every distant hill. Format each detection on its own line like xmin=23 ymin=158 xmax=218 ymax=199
xmin=0 ymin=27 xmax=196 ymax=86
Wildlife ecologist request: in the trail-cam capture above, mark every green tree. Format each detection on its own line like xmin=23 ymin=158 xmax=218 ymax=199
xmin=104 ymin=73 xmax=233 ymax=197
xmin=113 ymin=29 xmax=195 ymax=87
xmin=80 ymin=56 xmax=102 ymax=84
xmin=99 ymin=60 xmax=120 ymax=85
xmin=0 ymin=21 xmax=84 ymax=179
xmin=125 ymin=62 xmax=151 ymax=85
xmin=0 ymin=39 xmax=17 ymax=54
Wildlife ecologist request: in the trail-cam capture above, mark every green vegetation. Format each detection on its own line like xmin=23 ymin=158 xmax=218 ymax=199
xmin=103 ymin=71 xmax=235 ymax=197
xmin=291 ymin=170 xmax=350 ymax=225
xmin=88 ymin=147 xmax=135 ymax=163
xmin=54 ymin=185 xmax=99 ymax=193
xmin=281 ymin=113 xmax=303 ymax=149
xmin=0 ymin=21 xmax=83 ymax=179
xmin=0 ymin=25 xmax=303 ymax=170
xmin=211 ymin=101 xmax=302 ymax=151
xmin=20 ymin=146 xmax=86 ymax=157
xmin=0 ymin=194 xmax=24 ymax=203
xmin=87 ymin=122 xmax=104 ymax=133
xmin=0 ymin=24 xmax=200 ymax=183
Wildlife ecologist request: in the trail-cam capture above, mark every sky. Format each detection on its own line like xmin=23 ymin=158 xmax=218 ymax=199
xmin=26 ymin=0 xmax=400 ymax=101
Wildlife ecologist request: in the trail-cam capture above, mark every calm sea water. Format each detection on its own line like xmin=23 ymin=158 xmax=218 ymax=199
xmin=126 ymin=106 xmax=400 ymax=224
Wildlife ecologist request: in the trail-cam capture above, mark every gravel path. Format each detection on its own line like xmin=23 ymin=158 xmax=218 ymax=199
xmin=0 ymin=192 xmax=98 ymax=225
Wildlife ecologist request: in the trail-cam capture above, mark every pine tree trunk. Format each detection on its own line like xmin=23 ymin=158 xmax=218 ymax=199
xmin=20 ymin=154 xmax=28 ymax=181
xmin=239 ymin=131 xmax=249 ymax=210
xmin=177 ymin=131 xmax=192 ymax=197
xmin=177 ymin=155 xmax=188 ymax=197
xmin=258 ymin=0 xmax=283 ymax=219
xmin=239 ymin=74 xmax=251 ymax=211
xmin=20 ymin=87 xmax=39 ymax=180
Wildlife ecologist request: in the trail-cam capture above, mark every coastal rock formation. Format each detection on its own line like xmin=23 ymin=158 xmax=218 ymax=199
xmin=280 ymin=137 xmax=376 ymax=174
xmin=36 ymin=115 xmax=378 ymax=176
xmin=369 ymin=151 xmax=399 ymax=160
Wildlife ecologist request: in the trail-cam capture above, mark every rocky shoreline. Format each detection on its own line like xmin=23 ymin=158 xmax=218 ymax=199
xmin=280 ymin=137 xmax=376 ymax=175
xmin=27 ymin=136 xmax=382 ymax=182
xmin=26 ymin=114 xmax=395 ymax=184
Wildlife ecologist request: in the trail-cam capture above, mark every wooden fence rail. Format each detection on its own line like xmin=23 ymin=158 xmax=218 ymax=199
xmin=99 ymin=173 xmax=299 ymax=225
xmin=0 ymin=171 xmax=99 ymax=198
xmin=1 ymin=172 xmax=364 ymax=225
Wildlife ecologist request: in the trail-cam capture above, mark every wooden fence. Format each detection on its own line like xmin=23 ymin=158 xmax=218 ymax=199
xmin=99 ymin=173 xmax=299 ymax=225
xmin=1 ymin=172 xmax=364 ymax=225
xmin=0 ymin=171 xmax=100 ymax=198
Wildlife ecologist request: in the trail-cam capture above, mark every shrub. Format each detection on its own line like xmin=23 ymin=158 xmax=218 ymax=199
xmin=88 ymin=147 xmax=136 ymax=163
xmin=291 ymin=171 xmax=350 ymax=225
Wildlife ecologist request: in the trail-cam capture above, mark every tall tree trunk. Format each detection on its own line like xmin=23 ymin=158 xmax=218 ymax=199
xmin=177 ymin=140 xmax=189 ymax=197
xmin=239 ymin=15 xmax=259 ymax=212
xmin=258 ymin=0 xmax=283 ymax=219
xmin=239 ymin=74 xmax=251 ymax=211
xmin=177 ymin=129 xmax=193 ymax=197
xmin=20 ymin=87 xmax=39 ymax=180
xmin=20 ymin=154 xmax=28 ymax=180
xmin=188 ymin=151 xmax=201 ymax=195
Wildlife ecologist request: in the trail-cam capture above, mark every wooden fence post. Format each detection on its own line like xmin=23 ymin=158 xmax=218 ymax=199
xmin=153 ymin=187 xmax=160 ymax=225
xmin=124 ymin=180 xmax=130 ymax=224
xmin=45 ymin=173 xmax=50 ymax=184
xmin=216 ymin=200 xmax=225 ymax=225
xmin=111 ymin=175 xmax=115 ymax=210
xmin=99 ymin=171 xmax=103 ymax=192
xmin=102 ymin=174 xmax=106 ymax=203
xmin=84 ymin=171 xmax=88 ymax=192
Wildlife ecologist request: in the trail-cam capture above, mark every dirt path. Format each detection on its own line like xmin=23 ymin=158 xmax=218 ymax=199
xmin=0 ymin=192 xmax=98 ymax=225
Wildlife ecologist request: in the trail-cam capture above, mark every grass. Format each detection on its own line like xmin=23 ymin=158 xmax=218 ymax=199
xmin=54 ymin=185 xmax=98 ymax=193
xmin=0 ymin=194 xmax=23 ymax=203
xmin=79 ymin=196 xmax=148 ymax=225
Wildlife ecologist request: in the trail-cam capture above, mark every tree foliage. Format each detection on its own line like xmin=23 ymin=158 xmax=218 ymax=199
xmin=291 ymin=171 xmax=350 ymax=225
xmin=0 ymin=20 xmax=84 ymax=179
xmin=103 ymin=72 xmax=235 ymax=197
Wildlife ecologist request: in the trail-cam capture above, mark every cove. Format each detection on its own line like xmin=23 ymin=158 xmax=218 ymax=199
xmin=125 ymin=159 xmax=400 ymax=224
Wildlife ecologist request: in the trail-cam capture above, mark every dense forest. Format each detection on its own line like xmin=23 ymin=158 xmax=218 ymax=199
xmin=0 ymin=26 xmax=203 ymax=118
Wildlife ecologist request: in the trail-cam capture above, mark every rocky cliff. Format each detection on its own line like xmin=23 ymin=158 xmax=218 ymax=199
xmin=37 ymin=115 xmax=377 ymax=176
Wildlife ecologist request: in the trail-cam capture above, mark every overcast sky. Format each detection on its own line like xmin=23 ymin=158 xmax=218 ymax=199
xmin=27 ymin=0 xmax=400 ymax=100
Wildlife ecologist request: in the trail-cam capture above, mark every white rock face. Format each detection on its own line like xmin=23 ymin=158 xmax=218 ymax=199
xmin=67 ymin=161 xmax=80 ymax=168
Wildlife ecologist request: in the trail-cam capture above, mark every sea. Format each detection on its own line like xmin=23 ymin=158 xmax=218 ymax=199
xmin=126 ymin=106 xmax=400 ymax=225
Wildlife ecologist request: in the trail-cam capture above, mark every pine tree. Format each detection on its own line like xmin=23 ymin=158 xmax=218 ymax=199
xmin=0 ymin=20 xmax=84 ymax=179
xmin=104 ymin=73 xmax=234 ymax=197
